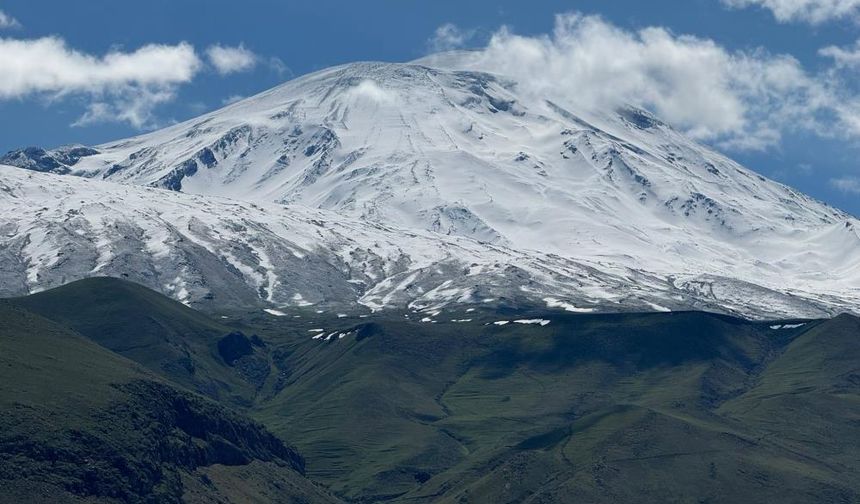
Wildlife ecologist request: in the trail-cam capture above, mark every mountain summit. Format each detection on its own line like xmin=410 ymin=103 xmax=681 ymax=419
xmin=2 ymin=60 xmax=858 ymax=318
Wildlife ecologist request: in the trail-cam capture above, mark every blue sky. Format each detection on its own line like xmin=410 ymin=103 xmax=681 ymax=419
xmin=1 ymin=0 xmax=859 ymax=214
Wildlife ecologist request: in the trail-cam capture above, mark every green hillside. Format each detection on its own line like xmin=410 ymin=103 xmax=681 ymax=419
xmin=0 ymin=300 xmax=339 ymax=504
xmin=10 ymin=277 xmax=266 ymax=405
xmin=248 ymin=309 xmax=860 ymax=502
xmin=3 ymin=277 xmax=859 ymax=503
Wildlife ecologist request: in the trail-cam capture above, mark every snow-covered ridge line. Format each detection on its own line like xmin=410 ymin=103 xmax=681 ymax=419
xmin=1 ymin=165 xmax=852 ymax=319
xmin=1 ymin=59 xmax=859 ymax=319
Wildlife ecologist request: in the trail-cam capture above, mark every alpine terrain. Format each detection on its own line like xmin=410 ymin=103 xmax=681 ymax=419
xmin=2 ymin=59 xmax=859 ymax=319
xmin=3 ymin=278 xmax=859 ymax=502
xmin=2 ymin=48 xmax=860 ymax=504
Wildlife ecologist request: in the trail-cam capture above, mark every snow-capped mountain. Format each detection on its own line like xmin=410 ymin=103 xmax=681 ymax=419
xmin=1 ymin=166 xmax=853 ymax=319
xmin=2 ymin=59 xmax=859 ymax=318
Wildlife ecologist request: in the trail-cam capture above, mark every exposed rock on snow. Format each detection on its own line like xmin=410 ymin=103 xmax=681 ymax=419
xmin=2 ymin=60 xmax=859 ymax=319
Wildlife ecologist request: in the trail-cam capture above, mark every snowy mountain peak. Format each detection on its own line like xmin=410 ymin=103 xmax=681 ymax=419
xmin=1 ymin=60 xmax=858 ymax=318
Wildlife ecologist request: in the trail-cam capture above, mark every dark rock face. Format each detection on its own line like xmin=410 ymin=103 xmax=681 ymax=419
xmin=0 ymin=145 xmax=100 ymax=174
xmin=234 ymin=355 xmax=271 ymax=389
xmin=303 ymin=128 xmax=340 ymax=158
xmin=0 ymin=379 xmax=305 ymax=504
xmin=0 ymin=147 xmax=66 ymax=173
xmin=217 ymin=332 xmax=254 ymax=365
xmin=617 ymin=106 xmax=662 ymax=129
xmin=197 ymin=148 xmax=217 ymax=168
xmin=54 ymin=146 xmax=100 ymax=166
xmin=157 ymin=159 xmax=198 ymax=191
xmin=122 ymin=381 xmax=304 ymax=471
xmin=152 ymin=147 xmax=219 ymax=191
xmin=354 ymin=322 xmax=385 ymax=341
xmin=218 ymin=332 xmax=271 ymax=388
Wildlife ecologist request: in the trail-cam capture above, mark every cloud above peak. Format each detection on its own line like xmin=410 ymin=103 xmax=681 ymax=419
xmin=722 ymin=0 xmax=860 ymax=24
xmin=206 ymin=43 xmax=258 ymax=75
xmin=429 ymin=23 xmax=477 ymax=52
xmin=428 ymin=13 xmax=860 ymax=152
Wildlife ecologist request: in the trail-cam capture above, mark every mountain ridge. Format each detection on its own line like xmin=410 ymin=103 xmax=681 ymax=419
xmin=1 ymin=59 xmax=858 ymax=318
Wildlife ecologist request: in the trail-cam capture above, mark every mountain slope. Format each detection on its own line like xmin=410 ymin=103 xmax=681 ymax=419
xmin=241 ymin=306 xmax=859 ymax=502
xmin=2 ymin=60 xmax=859 ymax=317
xmin=718 ymin=313 xmax=860 ymax=472
xmin=0 ymin=301 xmax=340 ymax=504
xmin=8 ymin=277 xmax=266 ymax=403
xmin=4 ymin=275 xmax=858 ymax=503
xmin=1 ymin=166 xmax=852 ymax=319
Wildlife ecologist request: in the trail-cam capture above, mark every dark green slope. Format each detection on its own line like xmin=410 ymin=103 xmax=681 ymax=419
xmin=719 ymin=314 xmax=860 ymax=478
xmin=249 ymin=309 xmax=859 ymax=503
xmin=5 ymin=278 xmax=859 ymax=503
xmin=9 ymin=277 xmax=268 ymax=405
xmin=0 ymin=301 xmax=339 ymax=504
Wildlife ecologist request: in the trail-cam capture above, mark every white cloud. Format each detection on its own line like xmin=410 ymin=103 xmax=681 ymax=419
xmin=267 ymin=56 xmax=290 ymax=77
xmin=0 ymin=37 xmax=201 ymax=97
xmin=429 ymin=13 xmax=860 ymax=151
xmin=722 ymin=0 xmax=860 ymax=24
xmin=0 ymin=36 xmax=202 ymax=128
xmin=0 ymin=10 xmax=20 ymax=29
xmin=0 ymin=36 xmax=286 ymax=128
xmin=347 ymin=80 xmax=395 ymax=104
xmin=206 ymin=44 xmax=258 ymax=75
xmin=72 ymin=88 xmax=177 ymax=128
xmin=820 ymin=40 xmax=860 ymax=67
xmin=429 ymin=23 xmax=476 ymax=52
xmin=830 ymin=176 xmax=860 ymax=193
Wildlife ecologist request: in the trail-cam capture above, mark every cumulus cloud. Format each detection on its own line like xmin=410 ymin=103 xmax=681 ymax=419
xmin=430 ymin=14 xmax=860 ymax=151
xmin=206 ymin=43 xmax=258 ymax=75
xmin=429 ymin=23 xmax=476 ymax=52
xmin=0 ymin=37 xmax=201 ymax=98
xmin=722 ymin=0 xmax=860 ymax=24
xmin=830 ymin=176 xmax=860 ymax=193
xmin=0 ymin=36 xmax=202 ymax=128
xmin=0 ymin=35 xmax=286 ymax=128
xmin=0 ymin=10 xmax=20 ymax=29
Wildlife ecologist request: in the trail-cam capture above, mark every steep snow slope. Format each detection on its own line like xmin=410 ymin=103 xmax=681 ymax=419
xmin=0 ymin=166 xmax=856 ymax=319
xmin=1 ymin=60 xmax=859 ymax=318
xmin=0 ymin=166 xmax=860 ymax=317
